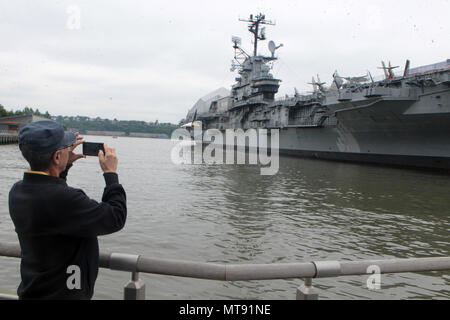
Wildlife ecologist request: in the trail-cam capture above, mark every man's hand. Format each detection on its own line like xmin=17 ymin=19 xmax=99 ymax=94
xmin=98 ymin=144 xmax=118 ymax=173
xmin=68 ymin=132 xmax=86 ymax=164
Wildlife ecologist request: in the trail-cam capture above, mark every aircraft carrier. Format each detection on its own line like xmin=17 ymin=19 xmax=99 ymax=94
xmin=180 ymin=13 xmax=450 ymax=170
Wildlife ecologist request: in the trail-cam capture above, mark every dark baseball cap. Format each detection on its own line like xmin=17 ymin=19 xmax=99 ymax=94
xmin=19 ymin=120 xmax=77 ymax=154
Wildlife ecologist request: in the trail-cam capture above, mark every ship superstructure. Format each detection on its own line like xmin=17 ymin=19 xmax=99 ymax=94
xmin=180 ymin=14 xmax=450 ymax=170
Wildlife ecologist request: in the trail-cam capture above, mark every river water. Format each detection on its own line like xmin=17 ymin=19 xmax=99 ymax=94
xmin=0 ymin=136 xmax=449 ymax=299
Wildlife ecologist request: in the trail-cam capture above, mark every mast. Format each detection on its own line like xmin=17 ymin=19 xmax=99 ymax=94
xmin=239 ymin=13 xmax=275 ymax=57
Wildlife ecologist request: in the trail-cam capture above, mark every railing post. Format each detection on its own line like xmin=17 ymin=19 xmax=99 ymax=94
xmin=124 ymin=271 xmax=146 ymax=300
xmin=296 ymin=278 xmax=318 ymax=300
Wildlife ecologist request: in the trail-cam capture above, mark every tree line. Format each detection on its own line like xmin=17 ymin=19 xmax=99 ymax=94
xmin=0 ymin=105 xmax=178 ymax=136
xmin=0 ymin=105 xmax=51 ymax=118
xmin=56 ymin=116 xmax=177 ymax=136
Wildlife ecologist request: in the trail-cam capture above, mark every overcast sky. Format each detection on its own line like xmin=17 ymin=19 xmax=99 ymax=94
xmin=0 ymin=0 xmax=449 ymax=123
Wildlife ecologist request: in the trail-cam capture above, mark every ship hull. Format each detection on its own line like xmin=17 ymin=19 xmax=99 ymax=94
xmin=202 ymin=139 xmax=450 ymax=170
xmin=279 ymin=148 xmax=450 ymax=170
xmin=202 ymin=103 xmax=450 ymax=170
xmin=275 ymin=99 xmax=450 ymax=170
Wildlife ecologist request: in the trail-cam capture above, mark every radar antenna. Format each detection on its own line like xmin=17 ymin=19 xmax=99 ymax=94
xmin=268 ymin=40 xmax=283 ymax=58
xmin=230 ymin=36 xmax=250 ymax=71
xmin=239 ymin=13 xmax=275 ymax=57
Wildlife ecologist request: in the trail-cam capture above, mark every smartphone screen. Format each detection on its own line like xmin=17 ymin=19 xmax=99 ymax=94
xmin=82 ymin=142 xmax=105 ymax=157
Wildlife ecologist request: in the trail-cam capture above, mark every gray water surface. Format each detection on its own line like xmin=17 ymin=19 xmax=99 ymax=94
xmin=0 ymin=136 xmax=449 ymax=299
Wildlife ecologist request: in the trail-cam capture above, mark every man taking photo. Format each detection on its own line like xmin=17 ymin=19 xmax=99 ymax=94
xmin=8 ymin=120 xmax=127 ymax=299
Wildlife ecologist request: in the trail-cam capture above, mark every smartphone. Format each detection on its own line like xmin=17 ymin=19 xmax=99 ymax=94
xmin=82 ymin=142 xmax=105 ymax=157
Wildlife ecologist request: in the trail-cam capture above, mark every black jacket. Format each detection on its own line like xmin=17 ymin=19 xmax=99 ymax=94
xmin=8 ymin=167 xmax=127 ymax=300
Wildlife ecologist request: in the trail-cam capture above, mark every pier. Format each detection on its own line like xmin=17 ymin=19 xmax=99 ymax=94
xmin=0 ymin=131 xmax=18 ymax=145
xmin=0 ymin=114 xmax=49 ymax=145
xmin=0 ymin=242 xmax=449 ymax=300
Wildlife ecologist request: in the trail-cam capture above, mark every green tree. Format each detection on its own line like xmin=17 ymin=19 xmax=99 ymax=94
xmin=0 ymin=104 xmax=7 ymax=117
xmin=22 ymin=107 xmax=33 ymax=114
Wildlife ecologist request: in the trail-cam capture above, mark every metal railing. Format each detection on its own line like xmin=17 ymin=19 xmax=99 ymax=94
xmin=1 ymin=242 xmax=449 ymax=300
xmin=0 ymin=131 xmax=18 ymax=144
